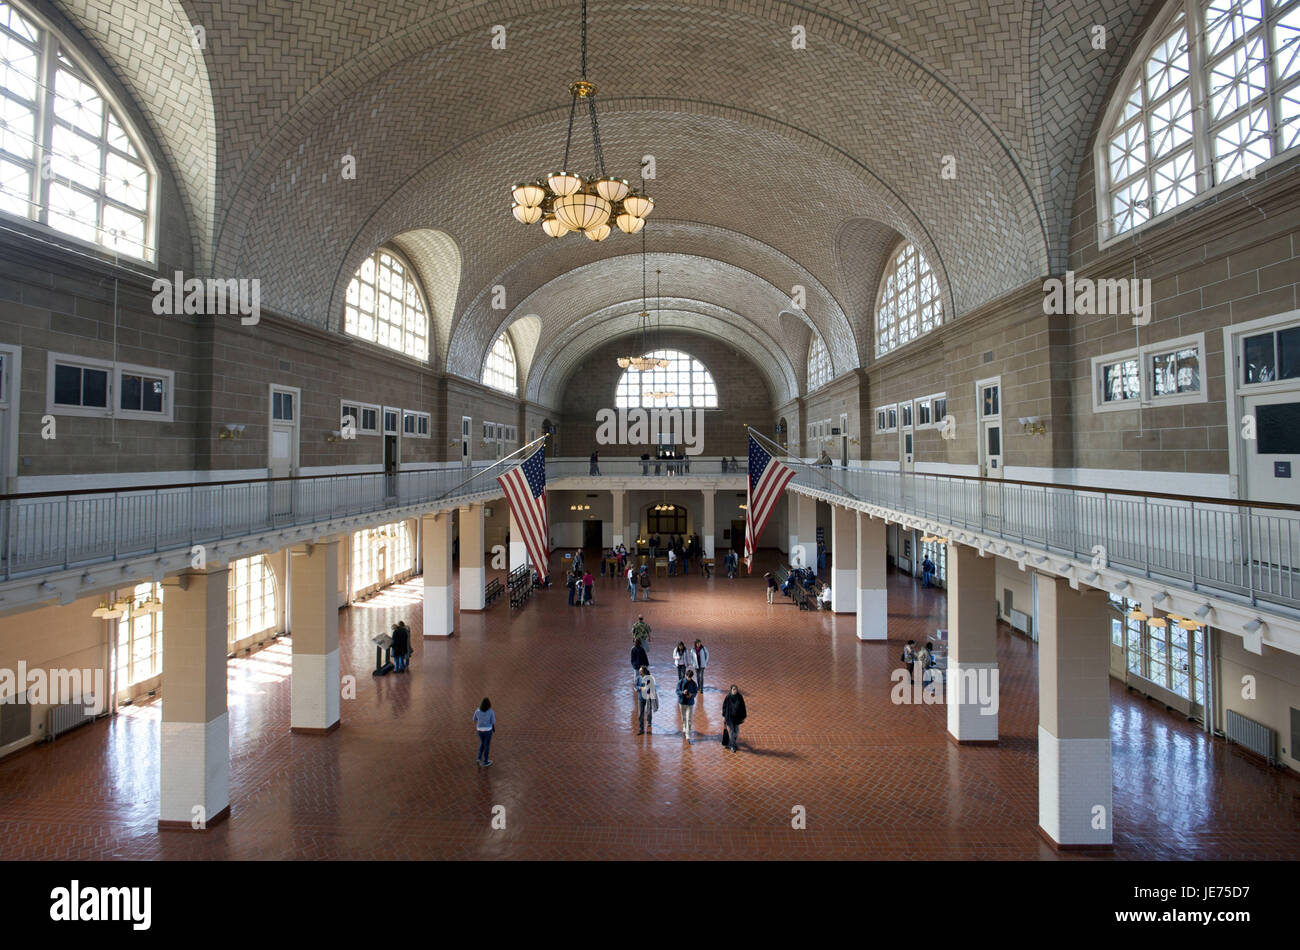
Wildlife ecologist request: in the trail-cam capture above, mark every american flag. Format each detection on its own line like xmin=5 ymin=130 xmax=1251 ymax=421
xmin=497 ymin=445 xmax=550 ymax=582
xmin=745 ymin=434 xmax=796 ymax=572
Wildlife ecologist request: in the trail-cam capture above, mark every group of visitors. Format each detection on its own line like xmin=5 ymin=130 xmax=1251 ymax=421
xmin=626 ymin=561 xmax=653 ymax=600
xmin=627 ymin=620 xmax=746 ymax=751
xmin=723 ymin=550 xmax=740 ymax=578
xmin=900 ymin=639 xmax=939 ymax=685
xmin=389 ymin=621 xmax=413 ymax=672
xmin=600 ymin=544 xmax=631 ymax=575
xmin=775 ymin=565 xmax=831 ymax=609
xmin=565 ymin=550 xmax=596 ymax=606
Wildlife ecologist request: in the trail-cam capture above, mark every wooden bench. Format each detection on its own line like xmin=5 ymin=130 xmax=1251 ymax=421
xmin=484 ymin=577 xmax=504 ymax=605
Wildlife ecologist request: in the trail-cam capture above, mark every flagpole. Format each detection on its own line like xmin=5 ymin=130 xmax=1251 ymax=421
xmin=745 ymin=426 xmax=859 ymax=500
xmin=432 ymin=434 xmax=549 ymax=502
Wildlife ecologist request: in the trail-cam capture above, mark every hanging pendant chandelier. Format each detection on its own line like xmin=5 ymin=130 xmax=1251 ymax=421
xmin=617 ymin=227 xmax=670 ymax=371
xmin=510 ymin=0 xmax=653 ymax=240
xmin=645 ymin=268 xmax=674 ymax=399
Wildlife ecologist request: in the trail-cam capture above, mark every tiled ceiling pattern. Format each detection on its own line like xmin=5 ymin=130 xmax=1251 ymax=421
xmin=53 ymin=0 xmax=1153 ymax=391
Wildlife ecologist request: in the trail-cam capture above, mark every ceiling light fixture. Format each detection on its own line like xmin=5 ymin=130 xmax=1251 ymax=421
xmin=510 ymin=0 xmax=652 ymax=240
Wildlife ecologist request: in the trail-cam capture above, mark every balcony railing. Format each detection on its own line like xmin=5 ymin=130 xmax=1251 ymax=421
xmin=0 ymin=463 xmax=503 ymax=581
xmin=789 ymin=464 xmax=1300 ymax=611
xmin=548 ymin=456 xmax=747 ymax=478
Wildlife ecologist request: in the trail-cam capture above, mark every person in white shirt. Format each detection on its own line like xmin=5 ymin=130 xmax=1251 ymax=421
xmin=668 ymin=547 xmax=677 ymax=576
xmin=627 ymin=565 xmax=637 ymax=600
xmin=820 ymin=585 xmax=832 ymax=608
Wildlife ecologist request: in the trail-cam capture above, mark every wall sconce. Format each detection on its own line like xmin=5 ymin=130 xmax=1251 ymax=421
xmin=738 ymin=503 xmax=747 ymax=510
xmin=1018 ymin=416 xmax=1046 ymax=436
xmin=326 ymin=430 xmax=344 ymax=443
xmin=447 ymin=439 xmax=461 ymax=447
xmin=569 ymin=504 xmax=591 ymax=511
xmin=219 ymin=423 xmax=246 ymax=440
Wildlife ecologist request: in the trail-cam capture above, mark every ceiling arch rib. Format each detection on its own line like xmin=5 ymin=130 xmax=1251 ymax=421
xmin=450 ymin=220 xmax=857 ymax=379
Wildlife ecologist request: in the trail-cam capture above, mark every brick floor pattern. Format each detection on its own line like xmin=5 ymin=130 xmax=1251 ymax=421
xmin=0 ymin=554 xmax=1297 ymax=861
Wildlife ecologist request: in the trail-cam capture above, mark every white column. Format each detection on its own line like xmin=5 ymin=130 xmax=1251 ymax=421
xmin=612 ymin=490 xmax=626 ymax=548
xmin=422 ymin=511 xmax=455 ymax=638
xmin=1038 ymin=577 xmax=1113 ymax=850
xmin=945 ymin=543 xmax=998 ymax=744
xmin=831 ymin=505 xmax=856 ymax=613
xmin=509 ymin=507 xmax=527 ymax=571
xmin=855 ymin=513 xmax=886 ymax=640
xmin=290 ymin=539 xmax=341 ymax=735
xmin=786 ymin=495 xmax=798 ymax=558
xmin=159 ymin=566 xmax=230 ymax=828
xmin=702 ymin=489 xmax=715 ymax=558
xmin=460 ymin=503 xmax=485 ymax=611
xmin=790 ymin=493 xmax=817 ymax=567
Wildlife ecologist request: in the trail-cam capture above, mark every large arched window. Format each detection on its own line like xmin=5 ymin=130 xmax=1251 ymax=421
xmin=0 ymin=0 xmax=154 ymax=260
xmin=344 ymin=248 xmax=430 ymax=360
xmin=482 ymin=333 xmax=517 ymax=393
xmin=806 ymin=334 xmax=832 ymax=392
xmin=615 ymin=349 xmax=718 ymax=409
xmin=228 ymin=555 xmax=278 ymax=647
xmin=1098 ymin=0 xmax=1300 ymax=243
xmin=874 ymin=241 xmax=942 ymax=358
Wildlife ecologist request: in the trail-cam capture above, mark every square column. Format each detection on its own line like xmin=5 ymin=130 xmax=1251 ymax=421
xmin=791 ymin=493 xmax=817 ymax=567
xmin=831 ymin=505 xmax=856 ymax=613
xmin=289 ymin=539 xmax=341 ymax=735
xmin=422 ymin=511 xmax=455 ymax=638
xmin=702 ymin=489 xmax=715 ymax=558
xmin=945 ymin=543 xmax=998 ymax=744
xmin=460 ymin=504 xmax=486 ymax=611
xmin=612 ymin=490 xmax=626 ymax=548
xmin=159 ymin=566 xmax=230 ymax=829
xmin=855 ymin=513 xmax=886 ymax=640
xmin=509 ymin=507 xmax=527 ymax=571
xmin=1037 ymin=576 xmax=1113 ymax=850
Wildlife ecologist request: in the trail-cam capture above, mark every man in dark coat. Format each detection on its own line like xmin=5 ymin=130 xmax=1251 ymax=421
xmin=390 ymin=621 xmax=412 ymax=673
xmin=630 ymin=638 xmax=649 ymax=673
xmin=722 ymin=684 xmax=747 ymax=752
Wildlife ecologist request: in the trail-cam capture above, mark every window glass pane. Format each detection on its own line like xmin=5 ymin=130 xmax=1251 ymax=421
xmin=119 ymin=372 xmax=141 ymax=411
xmin=1102 ymin=358 xmax=1141 ymax=402
xmin=53 ymin=363 xmax=81 ymax=404
xmin=1150 ymin=347 xmax=1200 ymax=396
xmin=1277 ymin=326 xmax=1300 ymax=379
xmin=875 ymin=242 xmax=942 ymax=357
xmin=82 ymin=367 xmax=107 ymax=407
xmin=1243 ymin=332 xmax=1276 ymax=382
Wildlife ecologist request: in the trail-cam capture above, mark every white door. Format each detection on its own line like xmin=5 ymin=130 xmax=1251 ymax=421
xmin=840 ymin=413 xmax=849 ymax=467
xmin=976 ymin=377 xmax=1003 ymax=525
xmin=269 ymin=386 xmax=300 ymax=517
xmin=1243 ymin=392 xmax=1300 ymax=504
xmin=461 ymin=415 xmax=472 ymax=467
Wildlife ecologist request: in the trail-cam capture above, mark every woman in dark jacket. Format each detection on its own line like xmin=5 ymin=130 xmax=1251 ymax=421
xmin=390 ymin=621 xmax=412 ymax=672
xmin=722 ymin=685 xmax=747 ymax=753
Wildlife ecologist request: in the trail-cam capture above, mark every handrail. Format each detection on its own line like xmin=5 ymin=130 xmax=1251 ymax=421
xmin=432 ymin=435 xmax=547 ymax=501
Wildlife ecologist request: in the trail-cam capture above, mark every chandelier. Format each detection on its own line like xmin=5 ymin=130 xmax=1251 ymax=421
xmin=510 ymin=0 xmax=653 ymax=240
xmin=618 ymin=229 xmax=669 ymax=371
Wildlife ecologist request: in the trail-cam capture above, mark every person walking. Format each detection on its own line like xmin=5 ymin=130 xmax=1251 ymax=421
xmin=632 ymin=615 xmax=651 ymax=648
xmin=677 ymin=669 xmax=699 ymax=743
xmin=667 ymin=547 xmax=677 ymax=576
xmin=638 ymin=565 xmax=651 ymax=601
xmin=390 ymin=621 xmax=412 ymax=672
xmin=722 ymin=685 xmax=747 ymax=752
xmin=473 ymin=698 xmax=496 ymax=766
xmin=691 ymin=639 xmax=710 ymax=691
xmin=765 ymin=571 xmax=777 ymax=604
xmin=649 ymin=535 xmax=659 ymax=561
xmin=631 ymin=637 xmax=649 ymax=675
xmin=573 ymin=549 xmax=584 ymax=574
xmin=589 ymin=450 xmax=601 ymax=475
xmin=673 ymin=641 xmax=689 ymax=683
xmin=582 ymin=569 xmax=595 ymax=606
xmin=626 ymin=563 xmax=637 ymax=600
xmin=921 ymin=555 xmax=935 ymax=588
xmin=637 ymin=666 xmax=658 ymax=734
xmin=567 ymin=568 xmax=579 ymax=607
xmin=902 ymin=639 xmax=918 ymax=685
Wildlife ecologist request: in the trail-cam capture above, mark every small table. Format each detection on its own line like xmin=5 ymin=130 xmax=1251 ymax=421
xmin=655 ymin=558 xmax=669 ymax=577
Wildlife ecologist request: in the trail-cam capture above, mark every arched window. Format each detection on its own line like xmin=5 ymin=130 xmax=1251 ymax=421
xmin=1098 ymin=0 xmax=1300 ymax=242
xmin=482 ymin=333 xmax=517 ymax=393
xmin=615 ymin=349 xmax=718 ymax=409
xmin=352 ymin=520 xmax=415 ymax=595
xmin=0 ymin=0 xmax=154 ymax=260
xmin=228 ymin=555 xmax=277 ymax=647
xmin=344 ymin=248 xmax=430 ymax=360
xmin=806 ymin=334 xmax=832 ymax=392
xmin=874 ymin=241 xmax=942 ymax=357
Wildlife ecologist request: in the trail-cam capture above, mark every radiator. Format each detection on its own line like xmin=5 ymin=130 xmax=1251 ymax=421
xmin=1009 ymin=608 xmax=1032 ymax=636
xmin=1225 ymin=709 xmax=1276 ymax=765
xmin=47 ymin=702 xmax=95 ymax=740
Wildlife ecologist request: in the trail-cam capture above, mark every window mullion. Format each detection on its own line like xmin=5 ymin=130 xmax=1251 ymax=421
xmin=1186 ymin=1 xmax=1217 ymax=193
xmin=36 ymin=29 xmax=56 ymax=225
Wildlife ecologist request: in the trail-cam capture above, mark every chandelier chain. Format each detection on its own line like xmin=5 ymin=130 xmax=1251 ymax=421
xmin=562 ymin=92 xmax=578 ymax=172
xmin=588 ymin=97 xmax=606 ymax=177
xmin=581 ymin=0 xmax=588 ymax=78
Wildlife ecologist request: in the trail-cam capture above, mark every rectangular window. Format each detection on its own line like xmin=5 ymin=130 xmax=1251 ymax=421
xmin=383 ymin=407 xmax=399 ymax=434
xmin=1242 ymin=326 xmax=1300 ymax=384
xmin=341 ymin=401 xmax=380 ymax=435
xmin=932 ymin=397 xmax=947 ymax=422
xmin=887 ymin=407 xmax=897 ymax=430
xmin=403 ymin=413 xmax=416 ymax=434
xmin=981 ymin=385 xmax=999 ymax=416
xmin=52 ymin=362 xmax=109 ymax=409
xmin=1092 ymin=334 xmax=1206 ymax=411
xmin=48 ymin=353 xmax=173 ymax=420
xmin=272 ymin=391 xmax=294 ymax=421
xmin=876 ymin=409 xmax=887 ymax=432
xmin=403 ymin=410 xmax=430 ymax=439
xmin=917 ymin=400 xmax=931 ymax=426
xmin=902 ymin=404 xmax=913 ymax=427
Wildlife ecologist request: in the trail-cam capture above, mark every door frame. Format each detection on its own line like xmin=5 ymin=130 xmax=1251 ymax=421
xmin=0 ymin=343 xmax=21 ymax=492
xmin=975 ymin=375 xmax=1003 ymax=478
xmin=461 ymin=415 xmax=472 ymax=467
xmin=1223 ymin=308 xmax=1300 ymax=501
xmin=267 ymin=383 xmax=301 ymax=475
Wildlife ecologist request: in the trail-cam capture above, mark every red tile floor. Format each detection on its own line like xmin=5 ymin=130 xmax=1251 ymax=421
xmin=0 ymin=552 xmax=1297 ymax=860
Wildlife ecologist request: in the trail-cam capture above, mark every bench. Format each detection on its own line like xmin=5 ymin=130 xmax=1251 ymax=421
xmin=484 ymin=577 xmax=504 ymax=605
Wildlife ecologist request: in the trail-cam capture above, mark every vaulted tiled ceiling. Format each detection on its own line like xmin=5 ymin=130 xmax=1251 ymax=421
xmin=56 ymin=0 xmax=1158 ymax=400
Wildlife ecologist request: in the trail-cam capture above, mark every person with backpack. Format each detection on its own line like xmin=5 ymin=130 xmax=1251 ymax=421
xmin=638 ymin=565 xmax=651 ymax=601
xmin=722 ymin=684 xmax=747 ymax=753
xmin=673 ymin=641 xmax=689 ymax=683
xmin=473 ymin=697 xmax=496 ymax=767
xmin=637 ymin=666 xmax=658 ymax=735
xmin=902 ymin=640 xmax=917 ymax=684
xmin=677 ymin=669 xmax=699 ymax=743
